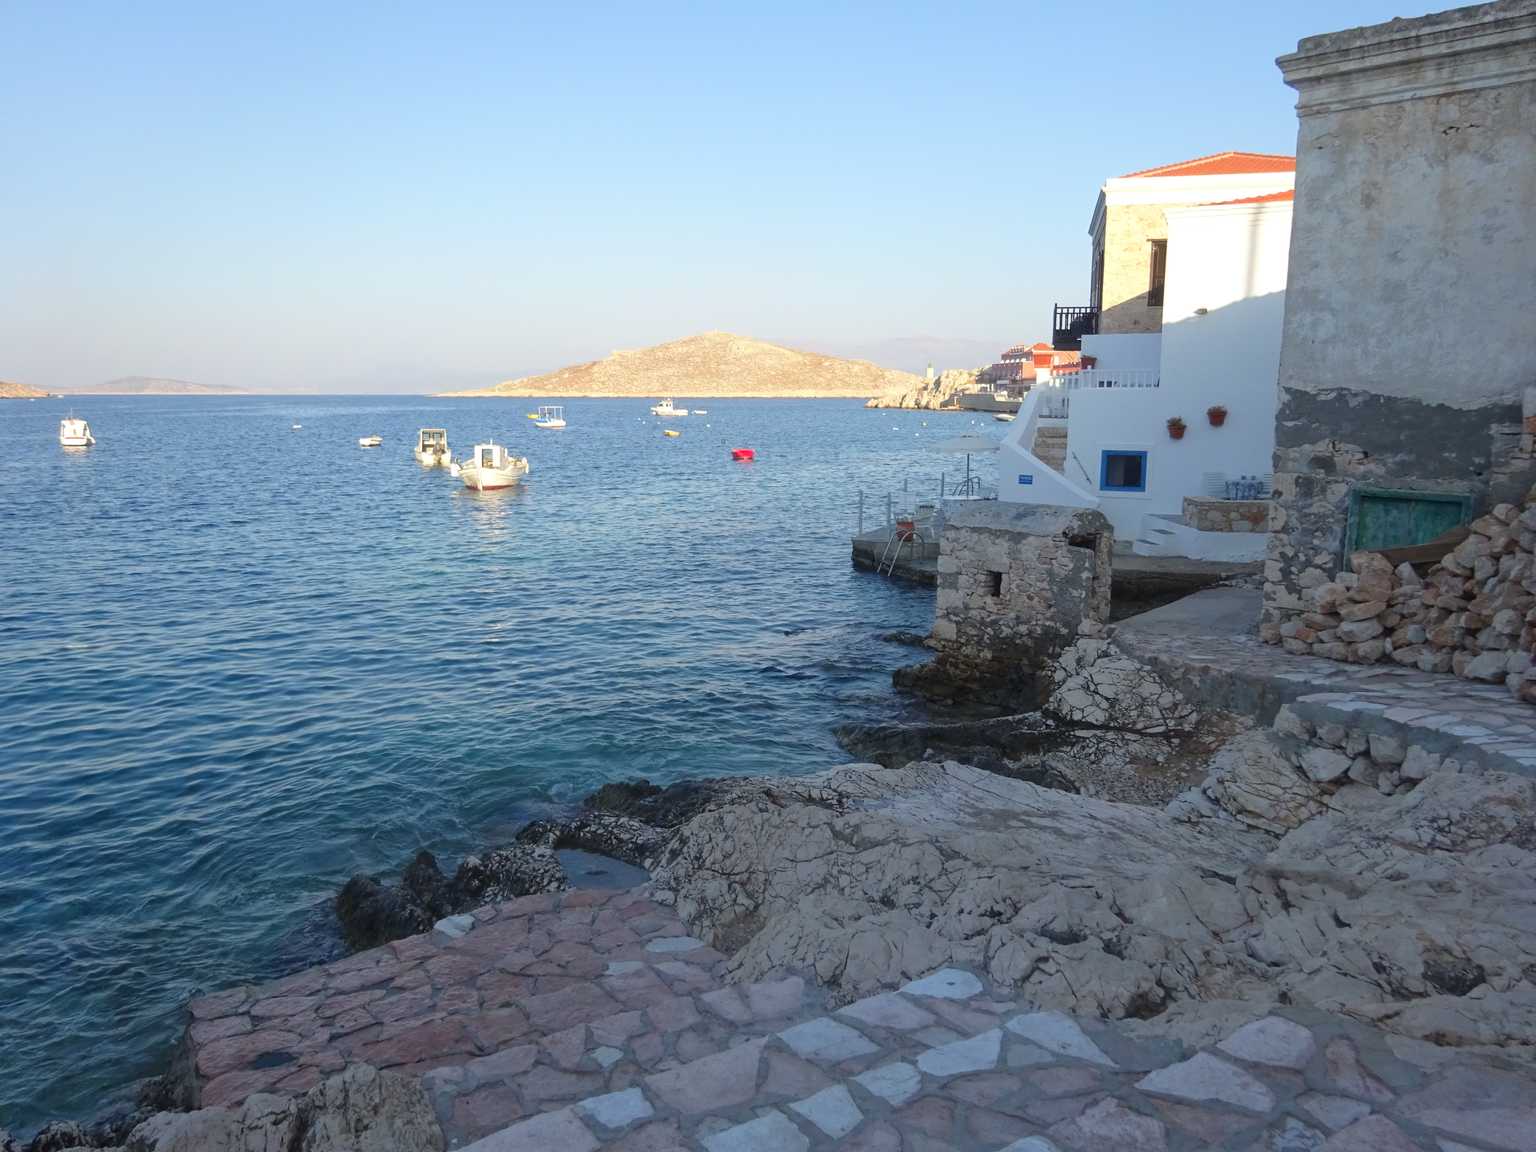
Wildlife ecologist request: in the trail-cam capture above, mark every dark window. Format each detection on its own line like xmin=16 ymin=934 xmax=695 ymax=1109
xmin=1147 ymin=239 xmax=1167 ymax=307
xmin=1100 ymin=450 xmax=1148 ymax=493
xmin=988 ymin=570 xmax=1004 ymax=597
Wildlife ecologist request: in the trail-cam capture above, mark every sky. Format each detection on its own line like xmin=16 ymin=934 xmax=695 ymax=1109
xmin=0 ymin=1 xmax=1434 ymax=393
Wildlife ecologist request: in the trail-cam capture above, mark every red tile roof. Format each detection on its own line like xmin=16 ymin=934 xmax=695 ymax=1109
xmin=1202 ymin=189 xmax=1296 ymax=206
xmin=1120 ymin=152 xmax=1296 ymax=179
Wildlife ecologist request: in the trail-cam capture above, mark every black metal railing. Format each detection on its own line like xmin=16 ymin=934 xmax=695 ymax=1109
xmin=1052 ymin=305 xmax=1099 ymax=350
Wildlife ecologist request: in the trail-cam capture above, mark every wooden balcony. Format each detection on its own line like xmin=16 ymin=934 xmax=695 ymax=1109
xmin=1052 ymin=305 xmax=1099 ymax=351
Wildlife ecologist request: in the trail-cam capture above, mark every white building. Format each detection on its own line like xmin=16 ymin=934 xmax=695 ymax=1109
xmin=1001 ymin=154 xmax=1296 ymax=560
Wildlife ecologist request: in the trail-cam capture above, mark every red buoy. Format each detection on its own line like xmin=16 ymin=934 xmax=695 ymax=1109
xmin=731 ymin=448 xmax=756 ymax=461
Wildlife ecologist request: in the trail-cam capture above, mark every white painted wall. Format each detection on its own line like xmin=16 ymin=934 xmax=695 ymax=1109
xmin=1060 ymin=201 xmax=1291 ymax=542
xmin=1079 ymin=333 xmax=1161 ymax=373
xmin=997 ymin=390 xmax=1099 ymax=509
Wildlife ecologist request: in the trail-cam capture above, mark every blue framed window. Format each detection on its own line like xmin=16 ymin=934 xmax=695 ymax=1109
xmin=1099 ymin=450 xmax=1147 ymax=493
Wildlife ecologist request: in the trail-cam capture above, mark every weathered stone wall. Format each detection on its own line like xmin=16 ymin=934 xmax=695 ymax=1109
xmin=1264 ymin=2 xmax=1536 ymax=623
xmin=902 ymin=503 xmax=1111 ymax=707
xmin=1182 ymin=497 xmax=1269 ymax=533
xmin=1097 ymin=203 xmax=1166 ymax=335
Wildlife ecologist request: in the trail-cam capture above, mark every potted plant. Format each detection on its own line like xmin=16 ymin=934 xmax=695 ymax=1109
xmin=1167 ymin=416 xmax=1187 ymax=440
xmin=1207 ymin=405 xmax=1228 ymax=427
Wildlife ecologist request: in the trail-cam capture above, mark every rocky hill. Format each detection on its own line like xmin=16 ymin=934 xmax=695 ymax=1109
xmin=61 ymin=376 xmax=242 ymax=395
xmin=441 ymin=332 xmax=922 ymax=398
xmin=0 ymin=380 xmax=47 ymax=399
xmin=865 ymin=367 xmax=981 ymax=410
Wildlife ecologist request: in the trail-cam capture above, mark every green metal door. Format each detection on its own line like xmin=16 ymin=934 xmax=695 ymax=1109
xmin=1347 ymin=487 xmax=1472 ymax=557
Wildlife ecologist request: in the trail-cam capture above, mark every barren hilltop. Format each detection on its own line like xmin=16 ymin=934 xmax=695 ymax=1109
xmin=441 ymin=331 xmax=922 ymax=398
xmin=0 ymin=380 xmax=47 ymax=399
xmin=61 ymin=376 xmax=244 ymax=395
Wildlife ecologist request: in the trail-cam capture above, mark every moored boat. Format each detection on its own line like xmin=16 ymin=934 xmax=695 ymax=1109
xmin=731 ymin=447 xmax=755 ymax=461
xmin=59 ymin=416 xmax=94 ymax=447
xmin=650 ymin=398 xmax=689 ymax=417
xmin=663 ymin=429 xmax=681 ymax=438
xmin=414 ymin=428 xmax=451 ymax=466
xmin=994 ymin=413 xmax=1016 ymax=422
xmin=534 ymin=406 xmax=567 ymax=429
xmin=358 ymin=435 xmax=383 ymax=448
xmin=451 ymin=441 xmax=530 ymax=490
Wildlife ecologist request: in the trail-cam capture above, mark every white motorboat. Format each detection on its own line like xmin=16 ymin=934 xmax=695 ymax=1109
xmin=414 ymin=428 xmax=451 ymax=466
xmin=59 ymin=416 xmax=95 ymax=447
xmin=291 ymin=423 xmax=303 ymax=430
xmin=451 ymin=441 xmax=530 ymax=490
xmin=650 ymin=398 xmax=689 ymax=417
xmin=358 ymin=435 xmax=383 ymax=448
xmin=693 ymin=408 xmax=709 ymax=415
xmin=994 ymin=413 xmax=1016 ymax=422
xmin=533 ymin=405 xmax=567 ymax=429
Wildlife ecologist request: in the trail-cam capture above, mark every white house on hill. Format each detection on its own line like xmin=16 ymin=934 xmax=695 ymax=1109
xmin=1000 ymin=153 xmax=1295 ymax=560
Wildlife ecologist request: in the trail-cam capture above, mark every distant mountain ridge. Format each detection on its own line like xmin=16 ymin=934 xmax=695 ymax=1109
xmin=441 ymin=332 xmax=922 ymax=398
xmin=61 ymin=376 xmax=244 ymax=395
xmin=0 ymin=380 xmax=47 ymax=399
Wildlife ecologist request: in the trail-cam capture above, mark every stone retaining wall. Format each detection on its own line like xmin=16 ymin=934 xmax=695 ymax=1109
xmin=1261 ymin=498 xmax=1536 ymax=702
xmin=1183 ymin=497 xmax=1269 ymax=533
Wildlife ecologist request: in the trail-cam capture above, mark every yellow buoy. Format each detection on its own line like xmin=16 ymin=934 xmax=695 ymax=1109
xmin=664 ymin=429 xmax=681 ymax=438
xmin=525 ymin=412 xmax=539 ymax=419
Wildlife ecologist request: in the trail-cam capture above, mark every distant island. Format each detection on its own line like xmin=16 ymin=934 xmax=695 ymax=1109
xmin=439 ymin=332 xmax=922 ymax=399
xmin=0 ymin=379 xmax=48 ymax=399
xmin=59 ymin=376 xmax=245 ymax=395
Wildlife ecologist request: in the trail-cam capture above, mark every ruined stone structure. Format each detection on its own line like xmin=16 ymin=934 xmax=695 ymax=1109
xmin=1264 ymin=1 xmax=1536 ymax=627
xmin=902 ymin=503 xmax=1111 ymax=708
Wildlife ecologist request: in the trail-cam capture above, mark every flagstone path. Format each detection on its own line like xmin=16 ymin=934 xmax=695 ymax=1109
xmin=185 ymin=886 xmax=1535 ymax=1152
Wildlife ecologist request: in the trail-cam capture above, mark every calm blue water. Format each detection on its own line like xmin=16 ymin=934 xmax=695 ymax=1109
xmin=0 ymin=395 xmax=1001 ymax=1131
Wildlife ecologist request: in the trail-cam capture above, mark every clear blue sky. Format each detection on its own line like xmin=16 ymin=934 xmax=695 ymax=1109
xmin=0 ymin=1 xmax=1429 ymax=392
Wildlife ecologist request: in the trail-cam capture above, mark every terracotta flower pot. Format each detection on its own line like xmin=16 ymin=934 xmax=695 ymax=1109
xmin=1167 ymin=420 xmax=1187 ymax=440
xmin=1207 ymin=406 xmax=1228 ymax=427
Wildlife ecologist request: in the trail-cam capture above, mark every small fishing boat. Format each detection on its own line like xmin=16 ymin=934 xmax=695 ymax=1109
xmin=358 ymin=435 xmax=383 ymax=448
xmin=291 ymin=423 xmax=303 ymax=430
xmin=414 ymin=428 xmax=451 ymax=466
xmin=451 ymin=441 xmax=530 ymax=490
xmin=534 ymin=405 xmax=566 ymax=429
xmin=994 ymin=413 xmax=1016 ymax=423
xmin=693 ymin=408 xmax=709 ymax=415
xmin=650 ymin=398 xmax=689 ymax=417
xmin=663 ymin=429 xmax=681 ymax=438
xmin=59 ymin=416 xmax=95 ymax=447
xmin=731 ymin=447 xmax=755 ymax=461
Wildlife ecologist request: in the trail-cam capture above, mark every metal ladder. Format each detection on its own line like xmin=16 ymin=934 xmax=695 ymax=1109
xmin=877 ymin=523 xmax=923 ymax=576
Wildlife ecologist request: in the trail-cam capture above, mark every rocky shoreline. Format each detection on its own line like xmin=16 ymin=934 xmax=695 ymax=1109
xmin=12 ymin=604 xmax=1536 ymax=1150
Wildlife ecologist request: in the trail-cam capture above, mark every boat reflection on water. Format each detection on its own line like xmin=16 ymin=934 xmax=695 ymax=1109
xmin=453 ymin=476 xmax=530 ymax=546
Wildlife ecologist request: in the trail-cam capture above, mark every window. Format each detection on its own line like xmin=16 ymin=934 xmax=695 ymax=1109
xmin=1146 ymin=239 xmax=1167 ymax=307
xmin=1100 ymin=450 xmax=1148 ymax=493
xmin=988 ymin=570 xmax=1004 ymax=597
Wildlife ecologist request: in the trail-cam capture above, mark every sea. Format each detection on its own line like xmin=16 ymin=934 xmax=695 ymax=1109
xmin=0 ymin=394 xmax=1004 ymax=1133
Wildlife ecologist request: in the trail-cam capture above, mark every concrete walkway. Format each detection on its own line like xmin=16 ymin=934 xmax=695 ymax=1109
xmin=1116 ymin=588 xmax=1536 ymax=777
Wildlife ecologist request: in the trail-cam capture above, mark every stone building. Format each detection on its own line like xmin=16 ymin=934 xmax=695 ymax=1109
xmin=1262 ymin=0 xmax=1536 ymax=627
xmin=902 ymin=502 xmax=1112 ymax=707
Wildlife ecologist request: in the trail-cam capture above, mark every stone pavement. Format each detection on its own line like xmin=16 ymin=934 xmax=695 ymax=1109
xmin=1116 ymin=588 xmax=1536 ymax=776
xmin=186 ymin=888 xmax=1536 ymax=1151
xmin=459 ymin=959 xmax=1534 ymax=1152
